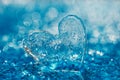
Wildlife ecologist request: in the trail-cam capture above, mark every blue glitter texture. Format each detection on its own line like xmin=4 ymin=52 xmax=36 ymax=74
xmin=0 ymin=0 xmax=120 ymax=80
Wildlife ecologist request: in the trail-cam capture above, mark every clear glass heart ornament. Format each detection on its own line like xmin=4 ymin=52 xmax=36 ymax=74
xmin=23 ymin=15 xmax=86 ymax=77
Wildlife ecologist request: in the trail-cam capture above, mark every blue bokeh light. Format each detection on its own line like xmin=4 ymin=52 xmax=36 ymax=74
xmin=0 ymin=0 xmax=120 ymax=80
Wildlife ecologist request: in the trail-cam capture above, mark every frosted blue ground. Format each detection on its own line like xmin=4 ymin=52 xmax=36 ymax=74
xmin=0 ymin=0 xmax=120 ymax=80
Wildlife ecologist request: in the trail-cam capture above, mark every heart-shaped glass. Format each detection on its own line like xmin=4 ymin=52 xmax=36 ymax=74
xmin=23 ymin=15 xmax=86 ymax=79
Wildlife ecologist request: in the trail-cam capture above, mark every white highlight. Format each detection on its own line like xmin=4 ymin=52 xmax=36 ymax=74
xmin=2 ymin=35 xmax=9 ymax=42
xmin=70 ymin=54 xmax=79 ymax=60
xmin=96 ymin=51 xmax=103 ymax=56
xmin=88 ymin=49 xmax=95 ymax=56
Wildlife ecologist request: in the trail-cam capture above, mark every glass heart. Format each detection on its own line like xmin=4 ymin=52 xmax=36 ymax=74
xmin=23 ymin=15 xmax=86 ymax=79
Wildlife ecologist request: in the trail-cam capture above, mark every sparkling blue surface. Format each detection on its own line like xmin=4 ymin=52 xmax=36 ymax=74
xmin=0 ymin=0 xmax=120 ymax=80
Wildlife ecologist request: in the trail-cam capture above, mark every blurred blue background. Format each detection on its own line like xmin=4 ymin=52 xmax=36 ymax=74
xmin=0 ymin=0 xmax=120 ymax=80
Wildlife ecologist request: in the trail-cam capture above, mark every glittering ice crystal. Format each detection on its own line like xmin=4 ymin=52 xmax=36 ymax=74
xmin=23 ymin=15 xmax=86 ymax=79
